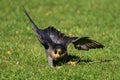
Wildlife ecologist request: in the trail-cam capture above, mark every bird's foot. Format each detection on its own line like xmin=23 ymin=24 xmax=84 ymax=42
xmin=67 ymin=59 xmax=80 ymax=66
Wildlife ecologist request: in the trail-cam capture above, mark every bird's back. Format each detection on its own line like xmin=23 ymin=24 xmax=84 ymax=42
xmin=43 ymin=26 xmax=69 ymax=44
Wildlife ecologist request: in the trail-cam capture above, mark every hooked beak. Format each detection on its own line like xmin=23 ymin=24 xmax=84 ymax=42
xmin=56 ymin=49 xmax=62 ymax=55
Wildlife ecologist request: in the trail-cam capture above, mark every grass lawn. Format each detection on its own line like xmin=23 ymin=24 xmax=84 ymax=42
xmin=0 ymin=0 xmax=120 ymax=80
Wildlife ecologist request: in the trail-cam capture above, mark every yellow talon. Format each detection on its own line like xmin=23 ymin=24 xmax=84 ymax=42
xmin=68 ymin=61 xmax=78 ymax=66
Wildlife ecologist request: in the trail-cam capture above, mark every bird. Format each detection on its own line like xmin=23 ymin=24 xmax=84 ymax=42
xmin=24 ymin=9 xmax=104 ymax=67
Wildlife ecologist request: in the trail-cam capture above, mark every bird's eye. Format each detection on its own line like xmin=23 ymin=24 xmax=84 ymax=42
xmin=55 ymin=50 xmax=57 ymax=54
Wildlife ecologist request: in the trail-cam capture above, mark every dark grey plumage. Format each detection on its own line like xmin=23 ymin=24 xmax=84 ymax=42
xmin=24 ymin=9 xmax=104 ymax=67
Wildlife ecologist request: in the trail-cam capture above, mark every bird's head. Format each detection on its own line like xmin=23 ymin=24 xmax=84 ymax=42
xmin=50 ymin=44 xmax=67 ymax=59
xmin=55 ymin=48 xmax=63 ymax=55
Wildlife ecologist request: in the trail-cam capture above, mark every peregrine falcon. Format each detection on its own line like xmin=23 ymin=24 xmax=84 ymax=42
xmin=24 ymin=9 xmax=104 ymax=67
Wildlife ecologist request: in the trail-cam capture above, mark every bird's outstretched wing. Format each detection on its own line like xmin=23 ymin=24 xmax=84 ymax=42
xmin=24 ymin=9 xmax=54 ymax=49
xmin=72 ymin=37 xmax=104 ymax=50
xmin=43 ymin=26 xmax=78 ymax=46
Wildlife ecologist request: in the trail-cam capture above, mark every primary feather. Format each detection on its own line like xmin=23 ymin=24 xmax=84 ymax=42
xmin=72 ymin=37 xmax=104 ymax=50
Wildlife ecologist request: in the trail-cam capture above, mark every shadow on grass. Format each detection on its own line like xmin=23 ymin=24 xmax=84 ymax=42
xmin=53 ymin=54 xmax=112 ymax=66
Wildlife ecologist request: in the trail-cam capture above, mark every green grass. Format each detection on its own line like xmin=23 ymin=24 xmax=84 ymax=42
xmin=0 ymin=0 xmax=120 ymax=80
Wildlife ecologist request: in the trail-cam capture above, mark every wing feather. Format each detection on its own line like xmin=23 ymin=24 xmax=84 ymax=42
xmin=24 ymin=9 xmax=54 ymax=49
xmin=72 ymin=37 xmax=104 ymax=50
xmin=43 ymin=26 xmax=76 ymax=45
